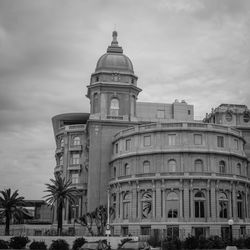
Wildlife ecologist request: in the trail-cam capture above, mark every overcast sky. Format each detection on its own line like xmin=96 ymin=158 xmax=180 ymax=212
xmin=0 ymin=0 xmax=250 ymax=199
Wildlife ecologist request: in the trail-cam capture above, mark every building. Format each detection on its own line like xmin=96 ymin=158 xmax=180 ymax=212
xmin=52 ymin=31 xmax=250 ymax=239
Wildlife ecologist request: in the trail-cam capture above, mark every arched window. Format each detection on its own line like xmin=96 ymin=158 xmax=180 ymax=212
xmin=110 ymin=98 xmax=119 ymax=116
xmin=168 ymin=160 xmax=177 ymax=172
xmin=60 ymin=138 xmax=64 ymax=148
xmin=59 ymin=156 xmax=63 ymax=166
xmin=225 ymin=112 xmax=232 ymax=122
xmin=237 ymin=192 xmax=243 ymax=219
xmin=219 ymin=192 xmax=228 ymax=218
xmin=195 ymin=159 xmax=204 ymax=172
xmin=143 ymin=161 xmax=150 ymax=174
xmin=93 ymin=93 xmax=99 ymax=114
xmin=243 ymin=112 xmax=250 ymax=123
xmin=123 ymin=192 xmax=131 ymax=219
xmin=130 ymin=95 xmax=136 ymax=116
xmin=219 ymin=161 xmax=226 ymax=174
xmin=73 ymin=136 xmax=81 ymax=146
xmin=124 ymin=163 xmax=130 ymax=176
xmin=166 ymin=192 xmax=179 ymax=218
xmin=236 ymin=163 xmax=241 ymax=175
xmin=194 ymin=191 xmax=205 ymax=218
xmin=141 ymin=191 xmax=152 ymax=219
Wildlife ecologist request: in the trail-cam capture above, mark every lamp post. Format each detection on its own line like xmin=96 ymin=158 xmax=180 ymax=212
xmin=228 ymin=219 xmax=234 ymax=246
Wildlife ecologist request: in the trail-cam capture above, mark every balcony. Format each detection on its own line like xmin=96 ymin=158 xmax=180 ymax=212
xmin=71 ymin=183 xmax=87 ymax=190
xmin=67 ymin=164 xmax=82 ymax=171
xmin=54 ymin=165 xmax=63 ymax=173
xmin=69 ymin=144 xmax=82 ymax=151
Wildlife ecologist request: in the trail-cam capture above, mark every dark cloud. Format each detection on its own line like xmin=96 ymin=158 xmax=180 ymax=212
xmin=0 ymin=0 xmax=250 ymax=199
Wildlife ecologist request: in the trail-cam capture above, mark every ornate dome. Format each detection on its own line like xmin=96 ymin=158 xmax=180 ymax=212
xmin=95 ymin=31 xmax=134 ymax=74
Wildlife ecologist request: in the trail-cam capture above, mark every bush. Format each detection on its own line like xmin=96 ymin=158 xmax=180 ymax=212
xmin=49 ymin=239 xmax=69 ymax=250
xmin=233 ymin=238 xmax=245 ymax=249
xmin=72 ymin=238 xmax=86 ymax=250
xmin=183 ymin=236 xmax=198 ymax=250
xmin=148 ymin=234 xmax=161 ymax=247
xmin=206 ymin=236 xmax=225 ymax=249
xmin=244 ymin=237 xmax=250 ymax=249
xmin=162 ymin=238 xmax=182 ymax=250
xmin=9 ymin=236 xmax=30 ymax=249
xmin=29 ymin=241 xmax=47 ymax=250
xmin=0 ymin=239 xmax=9 ymax=249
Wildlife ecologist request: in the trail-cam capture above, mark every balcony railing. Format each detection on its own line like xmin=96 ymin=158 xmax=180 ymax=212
xmin=67 ymin=164 xmax=82 ymax=171
xmin=69 ymin=145 xmax=82 ymax=151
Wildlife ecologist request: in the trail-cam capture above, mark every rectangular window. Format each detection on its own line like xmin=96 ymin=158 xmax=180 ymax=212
xmin=125 ymin=139 xmax=131 ymax=151
xmin=194 ymin=227 xmax=206 ymax=238
xmin=141 ymin=226 xmax=151 ymax=235
xmin=115 ymin=143 xmax=118 ymax=154
xmin=167 ymin=226 xmax=179 ymax=240
xmin=217 ymin=136 xmax=224 ymax=148
xmin=71 ymin=174 xmax=79 ymax=184
xmin=121 ymin=226 xmax=128 ymax=237
xmin=144 ymin=135 xmax=151 ymax=146
xmin=188 ymin=110 xmax=191 ymax=115
xmin=157 ymin=110 xmax=165 ymax=119
xmin=234 ymin=139 xmax=239 ymax=150
xmin=168 ymin=134 xmax=176 ymax=145
xmin=72 ymin=154 xmax=80 ymax=164
xmin=194 ymin=134 xmax=202 ymax=145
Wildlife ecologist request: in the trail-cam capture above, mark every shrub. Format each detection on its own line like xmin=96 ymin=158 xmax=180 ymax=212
xmin=72 ymin=238 xmax=86 ymax=250
xmin=244 ymin=237 xmax=250 ymax=249
xmin=183 ymin=236 xmax=198 ymax=250
xmin=29 ymin=241 xmax=47 ymax=250
xmin=206 ymin=236 xmax=225 ymax=249
xmin=0 ymin=239 xmax=9 ymax=249
xmin=233 ymin=238 xmax=245 ymax=249
xmin=162 ymin=238 xmax=182 ymax=250
xmin=9 ymin=236 xmax=30 ymax=249
xmin=148 ymin=234 xmax=161 ymax=247
xmin=49 ymin=239 xmax=69 ymax=250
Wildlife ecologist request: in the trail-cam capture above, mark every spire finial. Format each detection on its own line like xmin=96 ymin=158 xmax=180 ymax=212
xmin=112 ymin=30 xmax=118 ymax=45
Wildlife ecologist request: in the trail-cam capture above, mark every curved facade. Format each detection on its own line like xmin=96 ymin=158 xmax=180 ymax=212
xmin=109 ymin=122 xmax=249 ymax=238
xmin=51 ymin=31 xmax=250 ymax=239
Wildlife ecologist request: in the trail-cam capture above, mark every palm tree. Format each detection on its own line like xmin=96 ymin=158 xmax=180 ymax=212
xmin=0 ymin=189 xmax=26 ymax=235
xmin=44 ymin=175 xmax=79 ymax=235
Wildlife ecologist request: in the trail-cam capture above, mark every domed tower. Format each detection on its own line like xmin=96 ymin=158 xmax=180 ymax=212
xmin=86 ymin=32 xmax=141 ymax=211
xmin=86 ymin=31 xmax=141 ymax=121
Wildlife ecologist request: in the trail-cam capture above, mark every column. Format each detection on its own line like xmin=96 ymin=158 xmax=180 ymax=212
xmin=228 ymin=190 xmax=232 ymax=219
xmin=138 ymin=189 xmax=141 ymax=220
xmin=120 ymin=191 xmax=123 ymax=220
xmin=210 ymin=181 xmax=216 ymax=220
xmin=183 ymin=182 xmax=190 ymax=220
xmin=206 ymin=188 xmax=210 ymax=219
xmin=155 ymin=184 xmax=161 ymax=220
xmin=190 ymin=189 xmax=194 ymax=219
xmin=232 ymin=183 xmax=237 ymax=220
xmin=116 ymin=189 xmax=120 ymax=220
xmin=179 ymin=188 xmax=183 ymax=218
xmin=245 ymin=185 xmax=248 ymax=219
xmin=152 ymin=187 xmax=156 ymax=219
xmin=162 ymin=189 xmax=166 ymax=220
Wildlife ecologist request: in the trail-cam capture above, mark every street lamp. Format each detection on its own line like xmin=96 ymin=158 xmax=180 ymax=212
xmin=228 ymin=219 xmax=234 ymax=246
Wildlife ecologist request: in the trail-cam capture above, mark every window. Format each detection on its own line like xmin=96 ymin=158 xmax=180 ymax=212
xmin=113 ymin=167 xmax=116 ymax=178
xmin=59 ymin=156 xmax=63 ymax=166
xmin=219 ymin=161 xmax=226 ymax=174
xmin=141 ymin=191 xmax=152 ymax=218
xmin=123 ymin=192 xmax=130 ymax=219
xmin=194 ymin=191 xmax=205 ymax=218
xmin=219 ymin=192 xmax=228 ymax=218
xmin=71 ymin=173 xmax=79 ymax=184
xmin=141 ymin=226 xmax=151 ymax=235
xmin=72 ymin=153 xmax=80 ymax=164
xmin=110 ymin=98 xmax=119 ymax=116
xmin=125 ymin=139 xmax=131 ymax=151
xmin=225 ymin=112 xmax=232 ymax=122
xmin=111 ymin=193 xmax=116 ymax=219
xmin=217 ymin=136 xmax=224 ymax=148
xmin=243 ymin=112 xmax=250 ymax=123
xmin=194 ymin=227 xmax=206 ymax=239
xmin=188 ymin=110 xmax=191 ymax=115
xmin=144 ymin=135 xmax=151 ymax=146
xmin=60 ymin=138 xmax=64 ymax=148
xmin=124 ymin=163 xmax=130 ymax=176
xmin=168 ymin=134 xmax=176 ymax=145
xmin=221 ymin=227 xmax=230 ymax=241
xmin=234 ymin=139 xmax=239 ymax=150
xmin=167 ymin=226 xmax=179 ymax=240
xmin=143 ymin=161 xmax=150 ymax=173
xmin=237 ymin=192 xmax=243 ymax=219
xmin=166 ymin=192 xmax=179 ymax=218
xmin=157 ymin=110 xmax=165 ymax=119
xmin=168 ymin=160 xmax=177 ymax=172
xmin=93 ymin=93 xmax=98 ymax=113
xmin=115 ymin=143 xmax=118 ymax=154
xmin=73 ymin=136 xmax=81 ymax=146
xmin=194 ymin=134 xmax=202 ymax=145
xmin=236 ymin=163 xmax=241 ymax=175
xmin=121 ymin=226 xmax=128 ymax=236
xmin=195 ymin=159 xmax=203 ymax=172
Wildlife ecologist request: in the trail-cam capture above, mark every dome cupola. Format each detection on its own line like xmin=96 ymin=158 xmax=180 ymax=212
xmin=95 ymin=31 xmax=134 ymax=74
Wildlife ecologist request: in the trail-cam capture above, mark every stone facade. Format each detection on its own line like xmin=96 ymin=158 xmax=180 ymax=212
xmin=51 ymin=31 xmax=250 ymax=239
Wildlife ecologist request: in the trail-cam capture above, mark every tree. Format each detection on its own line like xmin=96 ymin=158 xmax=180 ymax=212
xmin=0 ymin=189 xmax=27 ymax=235
xmin=44 ymin=175 xmax=79 ymax=235
xmin=75 ymin=212 xmax=95 ymax=236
